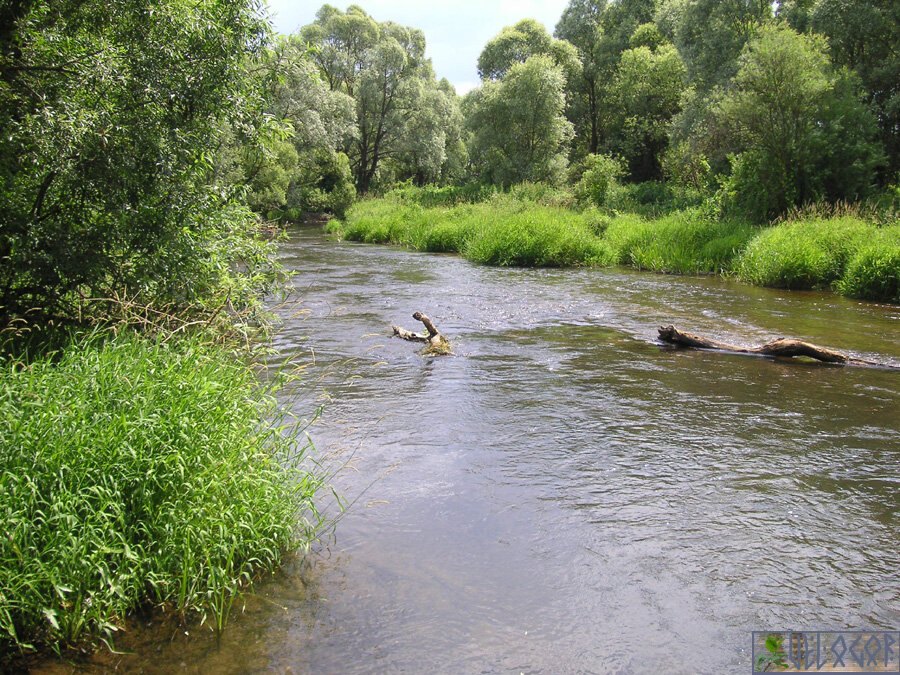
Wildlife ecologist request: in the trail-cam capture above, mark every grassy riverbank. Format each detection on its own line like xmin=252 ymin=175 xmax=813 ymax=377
xmin=326 ymin=186 xmax=900 ymax=304
xmin=0 ymin=328 xmax=326 ymax=662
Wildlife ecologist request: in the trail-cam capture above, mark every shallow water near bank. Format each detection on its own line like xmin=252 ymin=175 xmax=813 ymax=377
xmin=39 ymin=226 xmax=899 ymax=674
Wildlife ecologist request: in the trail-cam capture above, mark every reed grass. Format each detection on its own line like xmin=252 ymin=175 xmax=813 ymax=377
xmin=837 ymin=224 xmax=900 ymax=303
xmin=604 ymin=210 xmax=755 ymax=274
xmin=0 ymin=329 xmax=326 ymax=659
xmin=735 ymin=217 xmax=873 ymax=289
xmin=327 ymin=185 xmax=900 ymax=303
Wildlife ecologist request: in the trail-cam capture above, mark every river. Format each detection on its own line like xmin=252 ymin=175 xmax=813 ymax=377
xmin=47 ymin=225 xmax=900 ymax=673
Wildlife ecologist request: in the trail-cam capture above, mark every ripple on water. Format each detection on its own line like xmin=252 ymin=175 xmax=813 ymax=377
xmin=49 ymin=226 xmax=900 ymax=674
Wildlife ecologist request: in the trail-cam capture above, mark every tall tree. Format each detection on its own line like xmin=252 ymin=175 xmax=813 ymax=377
xmin=609 ymin=42 xmax=687 ymax=180
xmin=301 ymin=5 xmax=458 ymax=194
xmin=674 ymin=0 xmax=772 ymax=92
xmin=555 ymin=0 xmax=608 ymax=155
xmin=716 ymin=25 xmax=881 ymax=220
xmin=805 ymin=0 xmax=899 ymax=177
xmin=478 ymin=18 xmax=580 ymax=82
xmin=464 ymin=56 xmax=574 ymax=186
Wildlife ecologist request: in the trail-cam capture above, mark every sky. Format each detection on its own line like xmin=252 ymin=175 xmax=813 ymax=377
xmin=264 ymin=0 xmax=573 ymax=94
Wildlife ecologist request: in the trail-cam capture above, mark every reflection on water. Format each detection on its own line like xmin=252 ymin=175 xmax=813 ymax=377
xmin=38 ymin=226 xmax=899 ymax=674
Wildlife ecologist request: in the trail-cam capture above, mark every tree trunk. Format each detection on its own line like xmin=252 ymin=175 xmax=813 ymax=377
xmin=657 ymin=325 xmax=895 ymax=368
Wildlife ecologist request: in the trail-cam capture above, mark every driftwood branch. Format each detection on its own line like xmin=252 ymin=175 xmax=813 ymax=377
xmin=392 ymin=312 xmax=450 ymax=354
xmin=658 ymin=325 xmax=894 ymax=368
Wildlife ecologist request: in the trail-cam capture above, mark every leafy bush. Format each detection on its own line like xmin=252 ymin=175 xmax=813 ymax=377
xmin=0 ymin=0 xmax=273 ymax=320
xmin=572 ymin=154 xmax=625 ymax=207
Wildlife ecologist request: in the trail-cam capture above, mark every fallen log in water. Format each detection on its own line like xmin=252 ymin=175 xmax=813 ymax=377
xmin=392 ymin=312 xmax=451 ymax=355
xmin=657 ymin=325 xmax=895 ymax=368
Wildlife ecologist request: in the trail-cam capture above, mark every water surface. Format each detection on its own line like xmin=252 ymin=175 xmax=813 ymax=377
xmin=44 ymin=226 xmax=900 ymax=674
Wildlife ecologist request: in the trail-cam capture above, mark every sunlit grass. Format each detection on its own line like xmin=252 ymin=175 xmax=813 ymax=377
xmin=0 ymin=330 xmax=327 ymax=658
xmin=327 ymin=185 xmax=900 ymax=303
xmin=735 ymin=217 xmax=873 ymax=289
xmin=604 ymin=209 xmax=755 ymax=274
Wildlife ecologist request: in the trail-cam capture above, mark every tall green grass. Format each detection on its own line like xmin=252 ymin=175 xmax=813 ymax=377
xmin=837 ymin=224 xmax=900 ymax=303
xmin=604 ymin=209 xmax=754 ymax=274
xmin=327 ymin=185 xmax=900 ymax=303
xmin=328 ymin=193 xmax=611 ymax=267
xmin=735 ymin=217 xmax=873 ymax=289
xmin=0 ymin=330 xmax=326 ymax=658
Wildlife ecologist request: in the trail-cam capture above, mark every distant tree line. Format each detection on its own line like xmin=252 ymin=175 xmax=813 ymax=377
xmin=296 ymin=1 xmax=897 ymax=222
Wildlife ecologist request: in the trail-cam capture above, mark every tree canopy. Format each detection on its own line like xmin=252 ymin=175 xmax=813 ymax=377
xmin=300 ymin=5 xmax=462 ymax=193
xmin=0 ymin=0 xmax=275 ymax=319
xmin=464 ymin=55 xmax=574 ymax=186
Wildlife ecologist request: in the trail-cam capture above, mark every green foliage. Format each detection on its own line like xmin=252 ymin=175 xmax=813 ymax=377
xmin=301 ymin=6 xmax=462 ymax=194
xmin=464 ymin=56 xmax=574 ymax=186
xmin=629 ymin=23 xmax=667 ymax=51
xmin=756 ymin=633 xmax=788 ymax=672
xmin=603 ymin=209 xmax=754 ymax=273
xmin=735 ymin=217 xmax=873 ymax=288
xmin=609 ymin=44 xmax=688 ymax=180
xmin=838 ymin=226 xmax=900 ymax=303
xmin=477 ymin=19 xmax=581 ymax=82
xmin=662 ymin=140 xmax=711 ymax=191
xmin=0 ymin=330 xmax=328 ymax=656
xmin=804 ymin=0 xmax=900 ymax=177
xmin=572 ymin=153 xmax=625 ymax=207
xmin=0 ymin=0 xmax=274 ymax=320
xmin=287 ymin=150 xmax=356 ymax=218
xmin=605 ymin=180 xmax=707 ymax=217
xmin=716 ymin=25 xmax=882 ymax=221
xmin=673 ymin=0 xmax=772 ymax=92
xmin=554 ymin=0 xmax=609 ymax=155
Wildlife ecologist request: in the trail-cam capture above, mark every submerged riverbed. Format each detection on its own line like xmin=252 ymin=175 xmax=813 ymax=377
xmin=42 ymin=225 xmax=899 ymax=673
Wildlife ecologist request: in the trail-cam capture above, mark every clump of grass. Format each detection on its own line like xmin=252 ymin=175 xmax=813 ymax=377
xmin=837 ymin=225 xmax=900 ymax=303
xmin=463 ymin=206 xmax=611 ymax=267
xmin=604 ymin=209 xmax=754 ymax=274
xmin=735 ymin=216 xmax=873 ymax=289
xmin=0 ymin=329 xmax=326 ymax=658
xmin=331 ymin=191 xmax=610 ymax=267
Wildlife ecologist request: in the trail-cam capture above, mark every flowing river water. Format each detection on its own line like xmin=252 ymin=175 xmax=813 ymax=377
xmin=42 ymin=225 xmax=899 ymax=673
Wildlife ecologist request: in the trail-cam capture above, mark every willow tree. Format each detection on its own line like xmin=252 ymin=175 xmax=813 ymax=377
xmin=464 ymin=55 xmax=574 ymax=186
xmin=716 ymin=25 xmax=881 ymax=220
xmin=609 ymin=42 xmax=688 ymax=181
xmin=555 ymin=0 xmax=608 ymax=155
xmin=301 ymin=5 xmax=458 ymax=193
xmin=781 ymin=0 xmax=900 ymax=177
xmin=477 ymin=18 xmax=580 ymax=83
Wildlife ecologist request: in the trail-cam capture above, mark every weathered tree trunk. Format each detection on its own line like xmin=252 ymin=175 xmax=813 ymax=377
xmin=392 ymin=312 xmax=450 ymax=354
xmin=657 ymin=325 xmax=894 ymax=368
